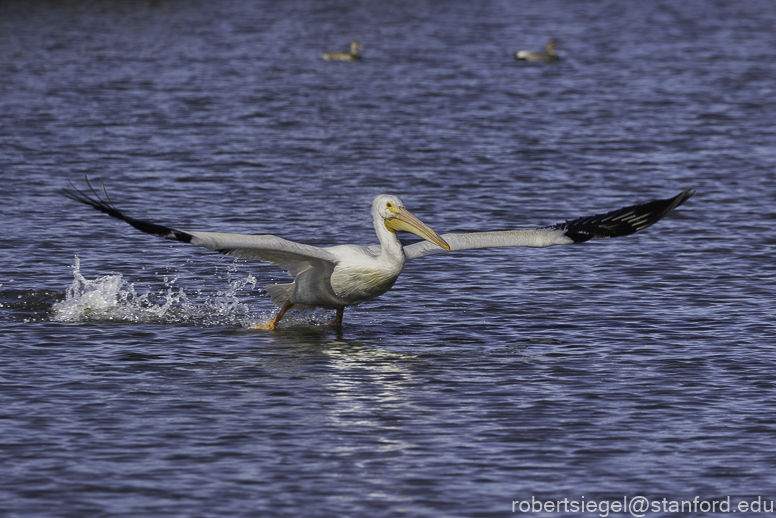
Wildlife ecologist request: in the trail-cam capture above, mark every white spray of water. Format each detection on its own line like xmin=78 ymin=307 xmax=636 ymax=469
xmin=51 ymin=256 xmax=266 ymax=327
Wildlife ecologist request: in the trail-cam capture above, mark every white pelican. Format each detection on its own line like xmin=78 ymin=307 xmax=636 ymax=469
xmin=515 ymin=40 xmax=559 ymax=62
xmin=61 ymin=178 xmax=694 ymax=330
xmin=322 ymin=40 xmax=364 ymax=61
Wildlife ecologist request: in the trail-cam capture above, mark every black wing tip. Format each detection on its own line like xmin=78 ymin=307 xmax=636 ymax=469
xmin=62 ymin=174 xmax=193 ymax=244
xmin=61 ymin=174 xmax=122 ymax=219
xmin=675 ymin=187 xmax=695 ymax=208
xmin=559 ymin=188 xmax=695 ymax=243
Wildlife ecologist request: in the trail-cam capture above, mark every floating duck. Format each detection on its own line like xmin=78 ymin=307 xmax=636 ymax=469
xmin=515 ymin=40 xmax=559 ymax=62
xmin=322 ymin=41 xmax=364 ymax=61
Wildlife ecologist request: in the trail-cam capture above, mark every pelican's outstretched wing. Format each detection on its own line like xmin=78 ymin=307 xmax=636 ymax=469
xmin=61 ymin=178 xmax=338 ymax=276
xmin=403 ymin=189 xmax=694 ymax=260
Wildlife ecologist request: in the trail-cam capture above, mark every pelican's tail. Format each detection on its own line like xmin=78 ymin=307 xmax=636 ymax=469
xmin=264 ymin=283 xmax=314 ymax=311
xmin=264 ymin=283 xmax=293 ymax=307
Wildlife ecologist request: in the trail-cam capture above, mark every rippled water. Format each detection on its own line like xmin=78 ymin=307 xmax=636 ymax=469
xmin=2 ymin=0 xmax=776 ymax=516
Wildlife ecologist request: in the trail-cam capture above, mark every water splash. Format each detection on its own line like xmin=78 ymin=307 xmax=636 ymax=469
xmin=51 ymin=256 xmax=266 ymax=327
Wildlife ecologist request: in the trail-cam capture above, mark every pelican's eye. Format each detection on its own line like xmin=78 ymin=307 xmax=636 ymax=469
xmin=385 ymin=201 xmax=400 ymax=214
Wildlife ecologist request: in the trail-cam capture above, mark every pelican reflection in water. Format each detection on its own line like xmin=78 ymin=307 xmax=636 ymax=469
xmin=62 ymin=178 xmax=693 ymax=330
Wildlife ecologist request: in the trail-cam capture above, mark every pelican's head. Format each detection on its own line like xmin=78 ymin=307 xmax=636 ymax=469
xmin=373 ymin=195 xmax=450 ymax=251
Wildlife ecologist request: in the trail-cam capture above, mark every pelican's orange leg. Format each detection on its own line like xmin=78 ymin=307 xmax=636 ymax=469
xmin=256 ymin=300 xmax=293 ymax=330
xmin=329 ymin=307 xmax=344 ymax=327
xmin=271 ymin=301 xmax=294 ymax=329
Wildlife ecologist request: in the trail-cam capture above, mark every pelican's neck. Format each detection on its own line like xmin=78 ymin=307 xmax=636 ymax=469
xmin=374 ymin=214 xmax=406 ymax=263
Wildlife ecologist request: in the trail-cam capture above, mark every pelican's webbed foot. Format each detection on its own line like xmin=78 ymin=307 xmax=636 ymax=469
xmin=255 ymin=301 xmax=294 ymax=330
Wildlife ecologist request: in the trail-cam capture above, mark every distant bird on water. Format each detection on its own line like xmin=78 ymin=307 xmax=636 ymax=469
xmin=62 ymin=176 xmax=693 ymax=330
xmin=322 ymin=41 xmax=364 ymax=61
xmin=515 ymin=40 xmax=559 ymax=62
